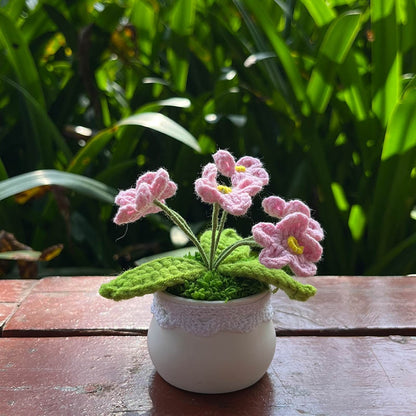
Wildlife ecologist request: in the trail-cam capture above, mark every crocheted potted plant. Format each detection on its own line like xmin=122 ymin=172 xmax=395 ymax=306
xmin=99 ymin=149 xmax=323 ymax=394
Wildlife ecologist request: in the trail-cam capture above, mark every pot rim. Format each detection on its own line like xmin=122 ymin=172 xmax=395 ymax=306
xmin=156 ymin=289 xmax=271 ymax=307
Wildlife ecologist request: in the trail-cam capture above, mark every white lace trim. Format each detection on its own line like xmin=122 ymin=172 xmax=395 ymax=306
xmin=150 ymin=291 xmax=274 ymax=337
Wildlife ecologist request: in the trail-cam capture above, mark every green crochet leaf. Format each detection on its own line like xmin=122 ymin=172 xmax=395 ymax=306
xmin=218 ymin=259 xmax=317 ymax=301
xmin=99 ymin=256 xmax=207 ymax=300
xmin=200 ymin=228 xmax=251 ymax=264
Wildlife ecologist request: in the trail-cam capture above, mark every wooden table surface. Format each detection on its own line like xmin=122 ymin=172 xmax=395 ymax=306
xmin=1 ymin=275 xmax=415 ymax=415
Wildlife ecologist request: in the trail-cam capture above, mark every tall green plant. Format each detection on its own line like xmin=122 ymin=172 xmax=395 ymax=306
xmin=0 ymin=0 xmax=203 ymax=274
xmin=238 ymin=0 xmax=416 ymax=274
xmin=1 ymin=0 xmax=416 ymax=276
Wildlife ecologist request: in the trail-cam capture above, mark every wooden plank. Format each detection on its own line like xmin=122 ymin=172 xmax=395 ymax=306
xmin=0 ymin=280 xmax=36 ymax=335
xmin=0 ymin=279 xmax=36 ymax=303
xmin=0 ymin=336 xmax=415 ymax=415
xmin=3 ymin=277 xmax=153 ymax=337
xmin=0 ymin=304 xmax=17 ymax=332
xmin=3 ymin=276 xmax=416 ymax=337
xmin=272 ymin=275 xmax=416 ymax=335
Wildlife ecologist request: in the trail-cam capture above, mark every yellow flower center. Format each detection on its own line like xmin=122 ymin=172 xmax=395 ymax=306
xmin=217 ymin=185 xmax=232 ymax=194
xmin=287 ymin=236 xmax=304 ymax=255
xmin=235 ymin=165 xmax=246 ymax=172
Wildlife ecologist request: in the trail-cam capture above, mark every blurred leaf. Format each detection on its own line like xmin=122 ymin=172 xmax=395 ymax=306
xmin=14 ymin=185 xmax=52 ymax=204
xmin=0 ymin=11 xmax=45 ymax=106
xmin=0 ymin=170 xmax=116 ymax=204
xmin=117 ymin=113 xmax=201 ymax=151
xmin=0 ymin=244 xmax=63 ymax=262
xmin=197 ymin=135 xmax=216 ymax=154
xmin=0 ymin=159 xmax=7 ymax=180
xmin=1 ymin=0 xmax=26 ymax=21
xmin=348 ymin=205 xmax=366 ymax=241
xmin=68 ymin=112 xmax=200 ymax=174
xmin=0 ymin=10 xmax=58 ymax=166
xmin=95 ymin=3 xmax=125 ymax=32
xmin=137 ymin=97 xmax=192 ymax=113
xmin=39 ymin=244 xmax=64 ymax=261
xmin=381 ymin=87 xmax=416 ymax=160
xmin=42 ymin=3 xmax=78 ymax=51
xmin=371 ymin=1 xmax=401 ymax=126
xmin=401 ymin=0 xmax=416 ymax=53
xmin=331 ymin=182 xmax=349 ymax=211
xmin=0 ymin=250 xmax=42 ymax=261
xmin=1 ymin=76 xmax=72 ymax=161
xmin=170 ymin=0 xmax=196 ymax=36
xmin=67 ymin=129 xmax=114 ymax=174
xmin=167 ymin=0 xmax=196 ymax=91
xmin=299 ymin=0 xmax=337 ymax=27
xmin=338 ymin=51 xmax=369 ymax=120
xmin=243 ymin=52 xmax=277 ymax=68
xmin=130 ymin=0 xmax=156 ymax=61
xmin=366 ymin=232 xmax=416 ymax=275
xmin=307 ymin=11 xmax=362 ymax=113
xmin=307 ymin=125 xmax=350 ymax=273
xmin=242 ymin=0 xmax=308 ymax=113
xmin=369 ymin=87 xmax=416 ymax=259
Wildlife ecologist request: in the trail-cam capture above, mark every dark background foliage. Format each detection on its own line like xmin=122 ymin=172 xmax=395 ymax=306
xmin=1 ymin=0 xmax=416 ymax=277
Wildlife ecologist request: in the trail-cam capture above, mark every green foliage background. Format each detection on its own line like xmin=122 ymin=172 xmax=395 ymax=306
xmin=1 ymin=0 xmax=416 ymax=276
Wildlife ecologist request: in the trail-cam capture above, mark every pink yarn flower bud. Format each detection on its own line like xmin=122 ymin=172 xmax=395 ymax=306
xmin=113 ymin=168 xmax=177 ymax=225
xmin=194 ymin=163 xmax=254 ymax=216
xmin=252 ymin=213 xmax=323 ymax=277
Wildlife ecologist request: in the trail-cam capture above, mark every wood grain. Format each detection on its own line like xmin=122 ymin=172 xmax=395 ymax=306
xmin=3 ymin=276 xmax=416 ymax=336
xmin=1 ymin=336 xmax=415 ymax=415
xmin=0 ymin=279 xmax=36 ymax=334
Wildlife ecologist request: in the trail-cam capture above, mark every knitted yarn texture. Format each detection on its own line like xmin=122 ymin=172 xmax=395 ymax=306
xmin=101 ymin=151 xmax=324 ymax=305
xmin=151 ymin=290 xmax=274 ymax=336
xmin=99 ymin=229 xmax=317 ymax=302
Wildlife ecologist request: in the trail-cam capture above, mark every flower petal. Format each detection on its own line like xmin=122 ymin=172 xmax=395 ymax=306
xmin=220 ymin=191 xmax=252 ymax=216
xmin=263 ymin=196 xmax=310 ymax=218
xmin=299 ymin=233 xmax=323 ymax=262
xmin=275 ymin=212 xmax=310 ymax=238
xmin=213 ymin=150 xmax=236 ymax=177
xmin=115 ymin=188 xmax=136 ymax=206
xmin=258 ymin=246 xmax=291 ymax=269
xmin=308 ymin=219 xmax=324 ymax=241
xmin=288 ymin=256 xmax=317 ymax=277
xmin=262 ymin=196 xmax=286 ymax=218
xmin=113 ymin=204 xmax=141 ymax=225
xmin=232 ymin=176 xmax=263 ymax=197
xmin=236 ymin=156 xmax=262 ymax=169
xmin=252 ymin=222 xmax=278 ymax=247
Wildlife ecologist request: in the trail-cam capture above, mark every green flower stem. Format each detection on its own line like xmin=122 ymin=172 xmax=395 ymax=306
xmin=212 ymin=236 xmax=261 ymax=270
xmin=214 ymin=209 xmax=228 ymax=252
xmin=154 ymin=200 xmax=209 ymax=268
xmin=209 ymin=203 xmax=220 ymax=269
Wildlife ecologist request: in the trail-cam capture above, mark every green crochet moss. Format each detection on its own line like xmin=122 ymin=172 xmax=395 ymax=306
xmin=167 ymin=270 xmax=268 ymax=301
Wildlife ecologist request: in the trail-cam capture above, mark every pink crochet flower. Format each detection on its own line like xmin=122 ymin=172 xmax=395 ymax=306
xmin=252 ymin=212 xmax=323 ymax=277
xmin=213 ymin=149 xmax=269 ymax=195
xmin=262 ymin=196 xmax=324 ymax=241
xmin=113 ymin=168 xmax=177 ymax=225
xmin=194 ymin=163 xmax=255 ymax=216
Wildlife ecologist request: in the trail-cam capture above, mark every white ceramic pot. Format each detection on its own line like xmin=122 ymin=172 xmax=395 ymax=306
xmin=147 ymin=290 xmax=276 ymax=394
